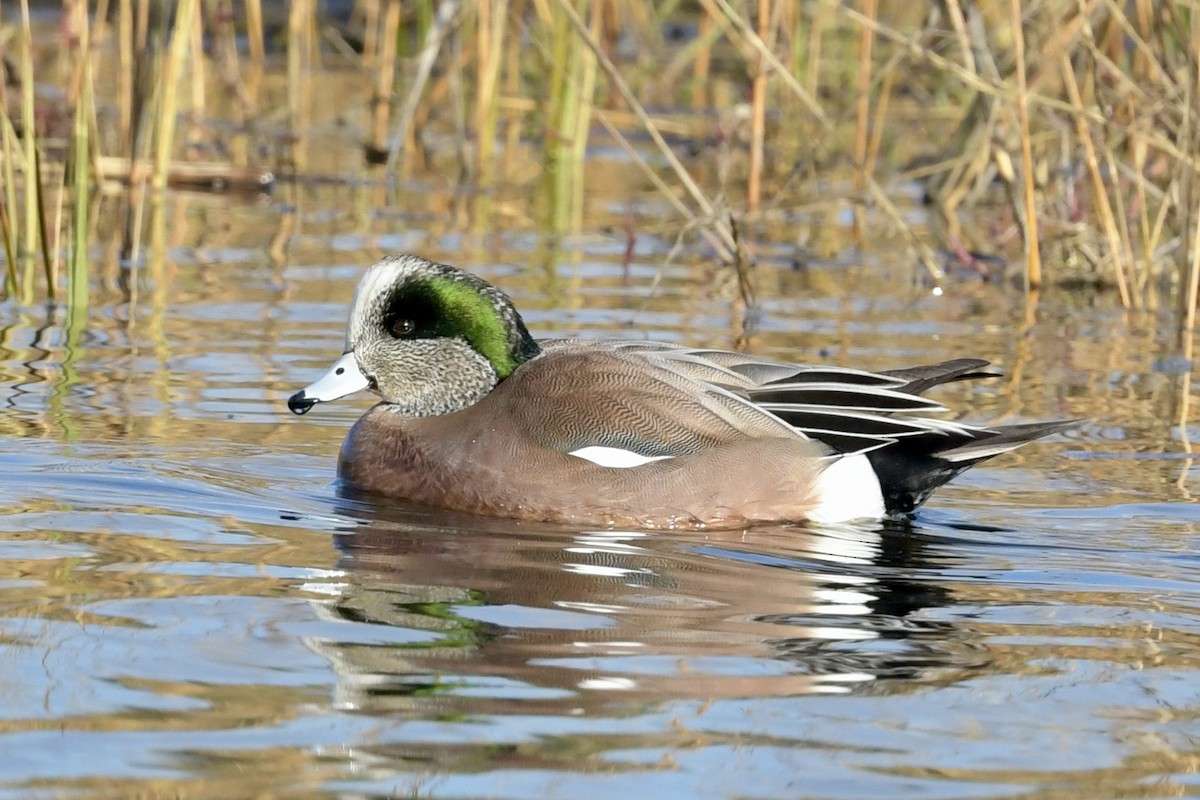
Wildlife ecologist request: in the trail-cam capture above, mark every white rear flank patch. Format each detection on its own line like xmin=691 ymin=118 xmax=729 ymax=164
xmin=568 ymin=446 xmax=673 ymax=469
xmin=810 ymin=453 xmax=885 ymax=523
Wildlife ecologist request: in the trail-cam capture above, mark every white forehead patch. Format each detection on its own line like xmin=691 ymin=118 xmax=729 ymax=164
xmin=344 ymin=255 xmax=426 ymax=350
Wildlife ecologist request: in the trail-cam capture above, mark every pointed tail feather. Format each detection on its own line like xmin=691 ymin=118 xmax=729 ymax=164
xmin=938 ymin=419 xmax=1081 ymax=463
xmin=866 ymin=418 xmax=1080 ymax=514
xmin=881 ymin=358 xmax=1000 ymax=395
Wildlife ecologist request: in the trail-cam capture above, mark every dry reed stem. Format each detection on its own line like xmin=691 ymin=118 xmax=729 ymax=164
xmin=68 ymin=7 xmax=92 ymax=311
xmin=244 ymin=0 xmax=264 ymax=101
xmin=1060 ymin=54 xmax=1131 ymax=307
xmin=0 ymin=21 xmax=19 ymax=295
xmin=0 ymin=198 xmax=14 ymax=296
xmin=117 ymin=0 xmax=132 ymax=152
xmin=865 ymin=178 xmax=944 ymax=283
xmin=371 ymin=0 xmax=401 ymax=156
xmin=692 ymin=8 xmax=713 ymax=109
xmin=804 ymin=0 xmax=832 ymax=101
xmin=1184 ymin=204 xmax=1200 ymax=342
xmin=1009 ymin=0 xmax=1041 ymax=289
xmin=864 ymin=57 xmax=895 ymax=178
xmin=189 ymin=2 xmax=205 ymax=132
xmin=549 ymin=0 xmax=735 ymax=258
xmin=747 ymin=0 xmax=768 ymax=212
xmin=658 ymin=11 xmax=724 ymax=103
xmin=361 ymin=0 xmax=380 ymax=62
xmin=840 ymin=5 xmax=1103 ymax=123
xmin=595 ymin=112 xmax=732 ymax=258
xmin=729 ymin=214 xmax=756 ymax=352
xmin=851 ymin=0 xmax=876 ymax=243
xmin=154 ymin=0 xmax=197 ymax=191
xmin=1101 ymin=144 xmax=1139 ymax=295
xmin=500 ymin=0 xmax=524 ymax=182
xmin=1099 ymin=0 xmax=1174 ymax=90
xmin=31 ymin=145 xmax=52 ymax=299
xmin=386 ymin=0 xmax=463 ymax=174
xmin=286 ymin=0 xmax=316 ymax=173
xmin=568 ymin=1 xmax=601 ymax=233
xmin=476 ymin=0 xmax=508 ymax=190
xmin=941 ymin=0 xmax=975 ymax=74
xmin=1129 ymin=122 xmax=1153 ymax=298
xmin=1180 ymin=8 xmax=1200 ymax=342
xmin=699 ymin=0 xmax=830 ymax=129
xmin=0 ymin=111 xmax=16 ymax=294
xmin=18 ymin=0 xmax=48 ymax=286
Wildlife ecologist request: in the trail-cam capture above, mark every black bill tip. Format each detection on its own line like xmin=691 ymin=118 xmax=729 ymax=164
xmin=288 ymin=390 xmax=317 ymax=415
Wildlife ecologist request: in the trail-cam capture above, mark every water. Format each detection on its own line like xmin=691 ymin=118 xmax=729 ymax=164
xmin=1 ymin=186 xmax=1198 ymax=799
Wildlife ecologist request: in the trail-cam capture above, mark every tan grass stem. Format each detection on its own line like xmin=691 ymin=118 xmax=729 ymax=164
xmin=1009 ymin=0 xmax=1041 ymax=290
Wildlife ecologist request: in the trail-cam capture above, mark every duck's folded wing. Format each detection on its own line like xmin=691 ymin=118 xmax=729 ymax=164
xmin=500 ymin=345 xmax=802 ymax=458
xmin=504 ymin=343 xmax=912 ymax=459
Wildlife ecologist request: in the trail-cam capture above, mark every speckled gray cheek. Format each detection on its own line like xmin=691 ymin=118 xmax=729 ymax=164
xmin=360 ymin=337 xmax=499 ymax=416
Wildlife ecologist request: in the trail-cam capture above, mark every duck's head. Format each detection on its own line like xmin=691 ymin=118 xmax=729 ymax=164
xmin=288 ymin=255 xmax=541 ymax=416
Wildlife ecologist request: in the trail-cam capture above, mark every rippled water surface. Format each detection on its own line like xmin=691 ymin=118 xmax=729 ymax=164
xmin=1 ymin=186 xmax=1198 ymax=799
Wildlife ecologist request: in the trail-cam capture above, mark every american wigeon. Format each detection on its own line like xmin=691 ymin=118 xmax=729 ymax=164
xmin=288 ymin=254 xmax=1073 ymax=529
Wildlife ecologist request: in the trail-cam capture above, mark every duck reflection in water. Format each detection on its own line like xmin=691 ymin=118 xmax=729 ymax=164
xmin=299 ymin=499 xmax=976 ymax=716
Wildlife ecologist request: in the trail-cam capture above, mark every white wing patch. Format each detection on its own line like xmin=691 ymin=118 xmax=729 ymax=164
xmin=568 ymin=446 xmax=674 ymax=469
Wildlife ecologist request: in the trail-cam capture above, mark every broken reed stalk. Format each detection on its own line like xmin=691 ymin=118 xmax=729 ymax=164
xmin=1008 ymin=0 xmax=1041 ymax=291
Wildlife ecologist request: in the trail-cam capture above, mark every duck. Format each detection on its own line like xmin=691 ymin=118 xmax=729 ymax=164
xmin=288 ymin=254 xmax=1073 ymax=529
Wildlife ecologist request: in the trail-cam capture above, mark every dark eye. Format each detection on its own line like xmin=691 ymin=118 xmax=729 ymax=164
xmin=390 ymin=318 xmax=416 ymax=338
